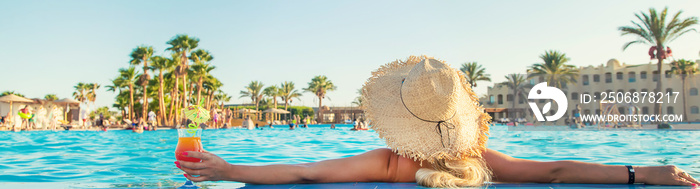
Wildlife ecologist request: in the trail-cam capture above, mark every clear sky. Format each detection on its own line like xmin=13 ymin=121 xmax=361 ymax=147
xmin=1 ymin=0 xmax=699 ymax=110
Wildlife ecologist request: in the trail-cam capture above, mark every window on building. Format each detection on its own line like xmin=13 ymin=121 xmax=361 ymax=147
xmin=617 ymin=89 xmax=624 ymax=93
xmin=489 ymin=95 xmax=495 ymax=103
xmin=582 ymin=75 xmax=589 ymax=85
xmin=641 ymin=88 xmax=648 ymax=93
xmin=692 ymin=106 xmax=699 ymax=114
xmin=665 ymin=70 xmax=672 ymax=78
xmin=518 ymin=95 xmax=524 ymax=104
xmin=593 ymin=74 xmax=600 ymax=82
xmin=652 ymin=71 xmax=659 ymax=81
xmin=584 ymin=109 xmax=591 ymax=114
xmin=628 ymin=72 xmax=636 ymax=82
xmin=605 ymin=72 xmax=612 ymax=83
xmin=594 ymin=92 xmax=601 ymax=100
xmin=539 ymin=76 xmax=545 ymax=83
xmin=691 ymin=88 xmax=698 ymax=96
xmin=571 ymin=92 xmax=579 ymax=100
xmin=616 ymin=72 xmax=623 ymax=80
xmin=506 ymin=94 xmax=513 ymax=102
xmin=497 ymin=94 xmax=503 ymax=105
xmin=595 ymin=109 xmax=601 ymax=114
xmin=640 ymin=71 xmax=647 ymax=79
xmin=667 ymin=106 xmax=674 ymax=114
xmin=666 ymin=88 xmax=673 ymax=94
xmin=642 ymin=107 xmax=649 ymax=114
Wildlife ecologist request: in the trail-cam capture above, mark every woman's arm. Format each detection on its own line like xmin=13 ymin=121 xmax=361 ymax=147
xmin=484 ymin=149 xmax=699 ymax=186
xmin=176 ymin=148 xmax=423 ymax=184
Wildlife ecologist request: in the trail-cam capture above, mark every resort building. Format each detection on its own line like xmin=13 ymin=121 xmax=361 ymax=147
xmin=481 ymin=59 xmax=700 ymax=125
xmin=312 ymin=106 xmax=364 ymax=124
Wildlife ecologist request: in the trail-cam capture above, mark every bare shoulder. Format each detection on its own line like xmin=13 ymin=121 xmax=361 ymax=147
xmin=385 ymin=149 xmax=431 ymax=182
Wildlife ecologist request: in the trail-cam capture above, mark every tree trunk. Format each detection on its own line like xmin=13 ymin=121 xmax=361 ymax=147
xmin=142 ymin=61 xmax=149 ymax=125
xmin=273 ymin=97 xmax=278 ymax=120
xmin=158 ymin=70 xmax=166 ymax=126
xmin=196 ymin=77 xmax=203 ymax=106
xmin=205 ymin=90 xmax=213 ymax=109
xmin=317 ymin=96 xmax=323 ymax=124
xmin=181 ymin=51 xmax=190 ymax=114
xmin=255 ymin=96 xmax=259 ymax=111
xmin=170 ymin=74 xmax=179 ymax=126
xmin=129 ymin=84 xmax=134 ymax=120
xmin=654 ymin=44 xmax=664 ymax=116
xmin=284 ymin=98 xmax=289 ymax=110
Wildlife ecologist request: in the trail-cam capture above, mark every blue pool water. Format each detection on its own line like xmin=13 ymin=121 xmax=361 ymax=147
xmin=1 ymin=124 xmax=698 ymax=188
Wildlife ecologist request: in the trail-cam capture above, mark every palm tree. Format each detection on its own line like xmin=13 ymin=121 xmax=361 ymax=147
xmin=263 ymin=85 xmax=280 ymax=109
xmin=1 ymin=91 xmax=24 ymax=97
xmin=166 ymin=34 xmax=199 ymax=109
xmin=619 ymin=7 xmax=698 ymax=115
xmin=214 ymin=90 xmax=232 ymax=109
xmin=189 ymin=49 xmax=215 ymax=105
xmin=503 ymin=73 xmax=528 ymax=119
xmin=527 ymin=50 xmax=578 ymax=89
xmin=130 ymin=45 xmax=154 ymax=121
xmin=240 ymin=81 xmax=264 ymax=110
xmin=670 ymin=59 xmax=698 ymax=120
xmin=112 ymin=91 xmax=130 ymax=120
xmin=87 ymin=83 xmax=100 ymax=107
xmin=73 ymin=82 xmax=89 ymax=104
xmin=44 ymin=94 xmax=58 ymax=101
xmin=151 ymin=55 xmax=177 ymax=125
xmin=203 ymin=76 xmax=222 ymax=109
xmin=460 ymin=62 xmax=491 ymax=87
xmin=118 ymin=67 xmax=139 ymax=120
xmin=279 ymin=81 xmax=302 ymax=110
xmin=351 ymin=89 xmax=363 ymax=107
xmin=304 ymin=75 xmax=337 ymax=123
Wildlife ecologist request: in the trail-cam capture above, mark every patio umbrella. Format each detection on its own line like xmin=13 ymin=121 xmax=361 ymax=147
xmin=54 ymin=98 xmax=81 ymax=104
xmin=54 ymin=98 xmax=81 ymax=123
xmin=262 ymin=108 xmax=290 ymax=114
xmin=235 ymin=108 xmax=258 ymax=113
xmin=262 ymin=108 xmax=291 ymax=121
xmin=0 ymin=94 xmax=34 ymax=119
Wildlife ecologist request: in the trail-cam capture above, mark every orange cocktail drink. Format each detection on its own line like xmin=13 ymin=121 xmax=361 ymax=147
xmin=175 ymin=137 xmax=203 ymax=162
xmin=176 ymin=129 xmax=203 ymax=162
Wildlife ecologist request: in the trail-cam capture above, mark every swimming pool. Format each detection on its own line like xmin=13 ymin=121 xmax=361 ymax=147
xmin=1 ymin=124 xmax=698 ymax=188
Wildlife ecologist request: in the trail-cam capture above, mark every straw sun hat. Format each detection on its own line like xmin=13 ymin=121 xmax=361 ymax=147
xmin=362 ymin=55 xmax=491 ymax=163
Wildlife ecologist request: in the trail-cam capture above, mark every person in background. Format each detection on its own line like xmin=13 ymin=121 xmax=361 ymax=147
xmin=96 ymin=113 xmax=104 ymax=130
xmin=19 ymin=105 xmax=31 ymax=130
xmin=212 ymin=110 xmax=219 ymax=129
xmin=148 ymin=111 xmax=157 ymax=128
xmin=221 ymin=109 xmax=228 ymax=128
xmin=5 ymin=112 xmax=12 ymax=130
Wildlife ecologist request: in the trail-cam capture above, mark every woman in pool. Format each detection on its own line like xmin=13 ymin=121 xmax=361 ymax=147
xmin=176 ymin=56 xmax=699 ymax=187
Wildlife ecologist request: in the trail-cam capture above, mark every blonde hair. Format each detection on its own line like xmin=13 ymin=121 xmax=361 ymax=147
xmin=415 ymin=157 xmax=492 ymax=188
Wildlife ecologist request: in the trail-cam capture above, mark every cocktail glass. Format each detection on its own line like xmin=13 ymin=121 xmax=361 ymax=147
xmin=176 ymin=128 xmax=203 ymax=189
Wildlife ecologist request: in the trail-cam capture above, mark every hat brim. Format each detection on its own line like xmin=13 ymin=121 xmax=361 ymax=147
xmin=362 ymin=56 xmax=491 ymax=163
